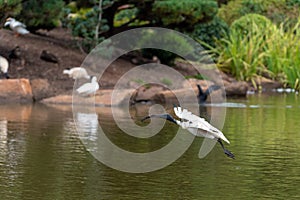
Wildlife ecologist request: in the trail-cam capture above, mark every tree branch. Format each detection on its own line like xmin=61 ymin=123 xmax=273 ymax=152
xmin=95 ymin=0 xmax=103 ymax=41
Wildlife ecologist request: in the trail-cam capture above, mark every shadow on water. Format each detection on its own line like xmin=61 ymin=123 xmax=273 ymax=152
xmin=0 ymin=93 xmax=299 ymax=199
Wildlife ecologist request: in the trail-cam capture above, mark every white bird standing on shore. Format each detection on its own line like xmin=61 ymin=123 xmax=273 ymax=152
xmin=4 ymin=18 xmax=29 ymax=36
xmin=63 ymin=67 xmax=90 ymax=80
xmin=0 ymin=56 xmax=10 ymax=79
xmin=76 ymin=76 xmax=99 ymax=96
xmin=142 ymin=106 xmax=235 ymax=159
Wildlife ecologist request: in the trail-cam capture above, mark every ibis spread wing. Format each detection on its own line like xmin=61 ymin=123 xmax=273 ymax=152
xmin=174 ymin=107 xmax=230 ymax=143
xmin=12 ymin=21 xmax=26 ymax=29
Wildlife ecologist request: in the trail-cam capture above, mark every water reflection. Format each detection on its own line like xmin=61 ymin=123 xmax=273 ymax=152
xmin=76 ymin=112 xmax=98 ymax=142
xmin=0 ymin=120 xmax=7 ymax=144
xmin=0 ymin=94 xmax=299 ymax=199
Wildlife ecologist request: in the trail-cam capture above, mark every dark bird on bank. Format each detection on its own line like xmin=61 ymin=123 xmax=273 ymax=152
xmin=9 ymin=46 xmax=22 ymax=60
xmin=197 ymin=84 xmax=221 ymax=104
xmin=40 ymin=50 xmax=59 ymax=63
xmin=141 ymin=106 xmax=235 ymax=159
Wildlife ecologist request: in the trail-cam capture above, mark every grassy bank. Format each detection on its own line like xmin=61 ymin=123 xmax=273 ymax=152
xmin=202 ymin=14 xmax=300 ymax=91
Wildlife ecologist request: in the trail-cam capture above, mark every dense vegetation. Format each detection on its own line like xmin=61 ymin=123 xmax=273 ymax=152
xmin=1 ymin=0 xmax=300 ymax=90
xmin=215 ymin=0 xmax=300 ymax=90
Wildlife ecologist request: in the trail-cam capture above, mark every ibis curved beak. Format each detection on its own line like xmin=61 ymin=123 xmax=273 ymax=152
xmin=141 ymin=114 xmax=177 ymax=124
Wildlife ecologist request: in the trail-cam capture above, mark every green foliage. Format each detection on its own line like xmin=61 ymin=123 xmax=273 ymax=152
xmin=204 ymin=15 xmax=300 ymax=90
xmin=153 ymin=0 xmax=218 ymax=28
xmin=263 ymin=22 xmax=300 ymax=89
xmin=114 ymin=7 xmax=138 ymax=27
xmin=286 ymin=0 xmax=300 ymax=6
xmin=191 ymin=16 xmax=229 ymax=47
xmin=137 ymin=30 xmax=194 ymax=65
xmin=63 ymin=0 xmax=113 ymax=52
xmin=205 ymin=25 xmax=266 ymax=82
xmin=65 ymin=0 xmax=220 ymax=53
xmin=185 ymin=74 xmax=204 ymax=80
xmin=218 ymin=0 xmax=299 ymax=27
xmin=132 ymin=78 xmax=145 ymax=85
xmin=0 ymin=0 xmax=22 ymax=24
xmin=65 ymin=4 xmax=110 ymax=52
xmin=17 ymin=0 xmax=65 ymax=30
xmin=218 ymin=0 xmax=243 ymax=25
xmin=230 ymin=13 xmax=273 ymax=36
xmin=161 ymin=78 xmax=172 ymax=86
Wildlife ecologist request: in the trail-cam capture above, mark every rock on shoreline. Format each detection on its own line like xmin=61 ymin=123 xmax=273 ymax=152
xmin=0 ymin=75 xmax=284 ymax=106
xmin=0 ymin=79 xmax=33 ymax=103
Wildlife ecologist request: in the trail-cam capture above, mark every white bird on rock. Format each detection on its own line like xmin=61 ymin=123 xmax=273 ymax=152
xmin=76 ymin=76 xmax=99 ymax=96
xmin=63 ymin=67 xmax=90 ymax=80
xmin=4 ymin=18 xmax=29 ymax=36
xmin=142 ymin=106 xmax=235 ymax=159
xmin=0 ymin=56 xmax=10 ymax=79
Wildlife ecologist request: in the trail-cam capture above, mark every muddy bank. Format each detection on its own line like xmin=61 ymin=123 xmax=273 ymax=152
xmin=0 ymin=28 xmax=283 ymax=105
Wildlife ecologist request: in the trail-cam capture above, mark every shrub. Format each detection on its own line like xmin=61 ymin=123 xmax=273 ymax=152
xmin=218 ymin=0 xmax=298 ymax=26
xmin=65 ymin=0 xmax=221 ymax=53
xmin=17 ymin=0 xmax=65 ymax=31
xmin=137 ymin=30 xmax=195 ymax=65
xmin=286 ymin=0 xmax=300 ymax=6
xmin=203 ymin=16 xmax=300 ymax=90
xmin=65 ymin=6 xmax=109 ymax=52
xmin=218 ymin=0 xmax=243 ymax=25
xmin=205 ymin=26 xmax=266 ymax=82
xmin=114 ymin=7 xmax=138 ymax=27
xmin=0 ymin=0 xmax=22 ymax=25
xmin=230 ymin=13 xmax=273 ymax=36
xmin=191 ymin=16 xmax=229 ymax=47
xmin=152 ymin=0 xmax=218 ymax=28
xmin=263 ymin=21 xmax=300 ymax=89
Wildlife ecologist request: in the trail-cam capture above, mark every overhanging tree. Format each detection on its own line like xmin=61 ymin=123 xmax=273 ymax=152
xmin=66 ymin=0 xmax=225 ymax=52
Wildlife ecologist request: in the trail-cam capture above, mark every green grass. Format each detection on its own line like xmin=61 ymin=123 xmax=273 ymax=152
xmin=185 ymin=74 xmax=204 ymax=80
xmin=201 ymin=18 xmax=300 ymax=90
xmin=161 ymin=78 xmax=172 ymax=86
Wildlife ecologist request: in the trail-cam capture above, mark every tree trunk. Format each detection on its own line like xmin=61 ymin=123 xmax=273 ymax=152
xmin=95 ymin=0 xmax=103 ymax=42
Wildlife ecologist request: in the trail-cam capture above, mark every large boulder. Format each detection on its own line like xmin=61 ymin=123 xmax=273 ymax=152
xmin=253 ymin=77 xmax=283 ymax=91
xmin=131 ymin=85 xmax=165 ymax=103
xmin=224 ymin=81 xmax=248 ymax=96
xmin=0 ymin=79 xmax=33 ymax=103
xmin=182 ymin=79 xmax=214 ymax=90
xmin=221 ymin=72 xmax=249 ymax=96
xmin=30 ymin=79 xmax=51 ymax=101
xmin=152 ymin=88 xmax=198 ymax=105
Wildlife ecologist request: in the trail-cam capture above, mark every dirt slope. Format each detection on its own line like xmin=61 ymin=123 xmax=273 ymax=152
xmin=0 ymin=28 xmax=138 ymax=97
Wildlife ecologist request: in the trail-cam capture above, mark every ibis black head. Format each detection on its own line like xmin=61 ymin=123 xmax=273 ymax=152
xmin=141 ymin=114 xmax=177 ymax=124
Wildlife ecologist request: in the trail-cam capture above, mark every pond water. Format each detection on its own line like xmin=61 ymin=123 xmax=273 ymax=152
xmin=0 ymin=93 xmax=299 ymax=199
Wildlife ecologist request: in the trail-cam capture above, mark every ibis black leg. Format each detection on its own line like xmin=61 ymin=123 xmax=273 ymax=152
xmin=4 ymin=73 xmax=10 ymax=79
xmin=218 ymin=139 xmax=235 ymax=159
